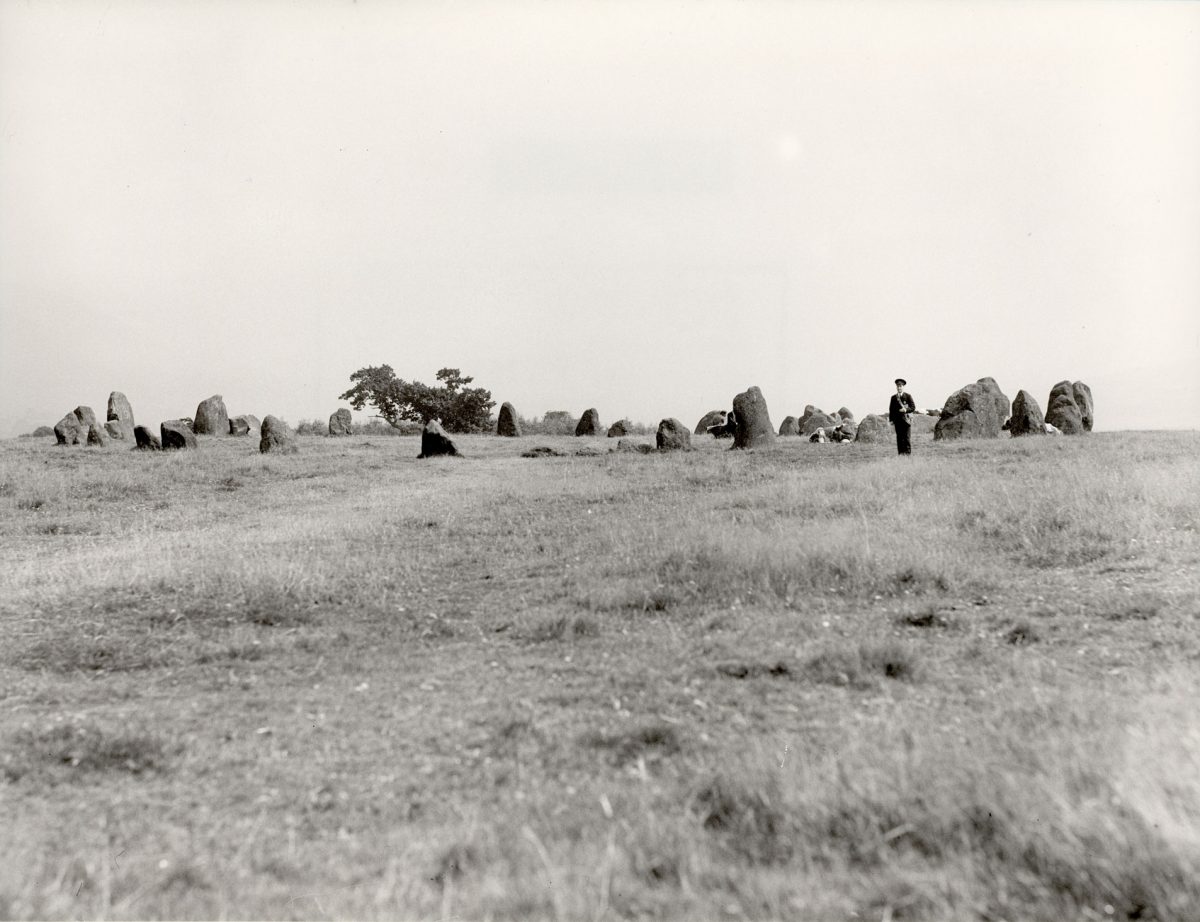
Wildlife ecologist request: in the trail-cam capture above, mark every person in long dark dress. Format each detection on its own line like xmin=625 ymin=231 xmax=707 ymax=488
xmin=888 ymin=378 xmax=917 ymax=455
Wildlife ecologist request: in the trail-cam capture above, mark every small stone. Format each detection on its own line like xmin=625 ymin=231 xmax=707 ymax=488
xmin=134 ymin=425 xmax=162 ymax=450
xmin=418 ymin=420 xmax=459 ymax=458
xmin=259 ymin=415 xmax=299 ymax=454
xmin=161 ymin=420 xmax=198 ymax=450
xmin=328 ymin=408 xmax=353 ymax=436
xmin=656 ymin=418 xmax=692 ymax=451
xmin=54 ymin=413 xmax=86 ymax=445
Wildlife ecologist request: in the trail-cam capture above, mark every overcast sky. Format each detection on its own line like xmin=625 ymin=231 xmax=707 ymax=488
xmin=2 ymin=0 xmax=1197 ymax=437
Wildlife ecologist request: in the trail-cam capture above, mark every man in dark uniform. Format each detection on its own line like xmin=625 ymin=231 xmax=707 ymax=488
xmin=888 ymin=378 xmax=917 ymax=455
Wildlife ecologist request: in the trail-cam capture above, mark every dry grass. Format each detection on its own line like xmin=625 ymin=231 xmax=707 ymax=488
xmin=1 ymin=429 xmax=1198 ymax=919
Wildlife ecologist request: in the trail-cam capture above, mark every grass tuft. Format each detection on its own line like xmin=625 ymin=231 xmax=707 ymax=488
xmin=692 ymin=774 xmax=794 ymax=865
xmin=582 ymin=723 xmax=683 ymax=766
xmin=804 ymin=640 xmax=922 ymax=687
xmin=525 ymin=614 xmax=601 ymax=642
xmin=714 ymin=660 xmax=793 ymax=679
xmin=3 ymin=722 xmax=177 ymax=781
xmin=898 ymin=607 xmax=954 ymax=629
xmin=1004 ymin=621 xmax=1041 ymax=645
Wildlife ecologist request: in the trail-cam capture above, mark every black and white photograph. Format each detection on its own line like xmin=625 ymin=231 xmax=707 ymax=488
xmin=2 ymin=1 xmax=1198 ymax=918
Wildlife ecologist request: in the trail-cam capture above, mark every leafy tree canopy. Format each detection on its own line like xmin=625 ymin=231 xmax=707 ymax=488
xmin=339 ymin=365 xmax=495 ymax=433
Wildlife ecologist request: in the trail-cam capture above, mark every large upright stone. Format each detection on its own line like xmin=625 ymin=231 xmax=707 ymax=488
xmin=575 ymin=408 xmax=601 ymax=436
xmin=329 ymin=408 xmax=353 ymax=436
xmin=497 ymin=402 xmax=521 ymax=437
xmin=86 ymin=424 xmax=109 ymax=447
xmin=54 ymin=413 xmax=86 ymax=445
xmin=134 ymin=425 xmax=161 ymax=450
xmin=732 ymin=386 xmax=775 ymax=449
xmin=1045 ymin=381 xmax=1085 ymax=434
xmin=1007 ymin=390 xmax=1046 ymax=437
xmin=418 ymin=420 xmax=459 ymax=458
xmin=778 ymin=416 xmax=800 ymax=436
xmin=695 ymin=410 xmax=726 ymax=435
xmin=854 ymin=414 xmax=891 ymax=444
xmin=607 ymin=420 xmax=629 ymax=438
xmin=161 ymin=420 xmax=198 ymax=450
xmin=1072 ymin=382 xmax=1094 ymax=432
xmin=194 ymin=395 xmax=229 ymax=436
xmin=656 ymin=418 xmax=692 ymax=451
xmin=106 ymin=392 xmax=135 ymax=440
xmin=259 ymin=415 xmax=298 ymax=454
xmin=837 ymin=407 xmax=855 ymax=422
xmin=934 ymin=377 xmax=1010 ymax=441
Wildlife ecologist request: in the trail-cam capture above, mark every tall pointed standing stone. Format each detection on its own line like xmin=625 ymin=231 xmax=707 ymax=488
xmin=497 ymin=402 xmax=521 ymax=437
xmin=732 ymin=386 xmax=776 ymax=449
xmin=1007 ymin=390 xmax=1046 ymax=436
xmin=106 ymin=392 xmax=135 ymax=440
xmin=575 ymin=408 xmax=601 ymax=436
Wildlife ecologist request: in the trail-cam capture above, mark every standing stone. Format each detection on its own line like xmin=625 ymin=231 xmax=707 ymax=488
xmin=1071 ymin=382 xmax=1094 ymax=431
xmin=329 ymin=408 xmax=353 ymax=436
xmin=695 ymin=410 xmax=726 ymax=435
xmin=853 ymin=414 xmax=891 ymax=444
xmin=575 ymin=408 xmax=601 ymax=436
xmin=607 ymin=420 xmax=629 ymax=438
xmin=497 ymin=402 xmax=521 ymax=437
xmin=106 ymin=392 xmax=135 ymax=440
xmin=656 ymin=418 xmax=692 ymax=451
xmin=1048 ymin=396 xmax=1083 ymax=433
xmin=134 ymin=425 xmax=162 ymax=450
xmin=1007 ymin=390 xmax=1046 ymax=436
xmin=1045 ymin=384 xmax=1084 ymax=434
xmin=73 ymin=406 xmax=98 ymax=430
xmin=194 ymin=395 xmax=229 ymax=436
xmin=54 ymin=413 xmax=86 ymax=445
xmin=837 ymin=407 xmax=855 ymax=422
xmin=161 ymin=420 xmax=198 ymax=450
xmin=418 ymin=419 xmax=459 ymax=458
xmin=934 ymin=377 xmax=1011 ymax=441
xmin=732 ymin=386 xmax=776 ymax=449
xmin=797 ymin=405 xmax=839 ymax=437
xmin=259 ymin=415 xmax=298 ymax=454
xmin=86 ymin=424 xmax=109 ymax=447
xmin=229 ymin=415 xmax=260 ymax=436
xmin=778 ymin=416 xmax=799 ymax=436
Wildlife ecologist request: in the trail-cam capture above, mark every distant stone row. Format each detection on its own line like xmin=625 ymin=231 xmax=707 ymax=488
xmin=53 ymin=393 xmax=299 ymax=454
xmin=576 ymin=377 xmax=1094 ymax=452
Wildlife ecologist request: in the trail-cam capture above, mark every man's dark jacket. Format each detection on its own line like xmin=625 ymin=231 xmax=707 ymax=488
xmin=889 ymin=392 xmax=917 ymax=425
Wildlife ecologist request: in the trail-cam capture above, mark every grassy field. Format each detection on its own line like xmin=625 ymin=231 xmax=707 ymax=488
xmin=2 ymin=428 xmax=1198 ymax=921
